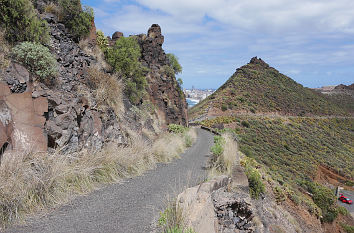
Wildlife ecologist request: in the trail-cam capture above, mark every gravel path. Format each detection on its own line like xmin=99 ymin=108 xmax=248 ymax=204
xmin=5 ymin=128 xmax=214 ymax=233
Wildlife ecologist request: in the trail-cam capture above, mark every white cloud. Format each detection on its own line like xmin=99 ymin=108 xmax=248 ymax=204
xmin=89 ymin=0 xmax=354 ymax=88
xmin=135 ymin=0 xmax=354 ymax=34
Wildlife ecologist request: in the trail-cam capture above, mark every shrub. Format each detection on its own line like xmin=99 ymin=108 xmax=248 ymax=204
xmin=12 ymin=42 xmax=57 ymax=80
xmin=340 ymin=223 xmax=354 ymax=233
xmin=0 ymin=0 xmax=49 ymax=44
xmin=304 ymin=181 xmax=338 ymax=222
xmin=211 ymin=143 xmax=224 ymax=157
xmin=166 ymin=53 xmax=182 ymax=75
xmin=337 ymin=206 xmax=349 ymax=216
xmin=241 ymin=120 xmax=250 ymax=128
xmin=322 ymin=207 xmax=338 ymax=223
xmin=245 ymin=167 xmax=265 ymax=199
xmin=344 ymin=180 xmax=354 ymax=186
xmin=221 ymin=104 xmax=228 ymax=111
xmin=96 ymin=30 xmax=108 ymax=51
xmin=105 ymin=37 xmax=147 ymax=104
xmin=185 ymin=135 xmax=192 ymax=147
xmin=44 ymin=2 xmax=60 ymax=16
xmin=87 ymin=67 xmax=123 ymax=114
xmin=59 ymin=0 xmax=94 ymax=41
xmin=125 ymin=76 xmax=147 ymax=105
xmin=273 ymin=186 xmax=286 ymax=204
xmin=168 ymin=124 xmax=186 ymax=134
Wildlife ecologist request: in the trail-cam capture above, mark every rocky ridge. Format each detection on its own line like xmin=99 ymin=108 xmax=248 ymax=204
xmin=0 ymin=14 xmax=187 ymax=155
xmin=137 ymin=24 xmax=188 ymax=126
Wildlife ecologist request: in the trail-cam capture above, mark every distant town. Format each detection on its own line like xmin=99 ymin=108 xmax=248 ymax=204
xmin=184 ymin=88 xmax=215 ymax=107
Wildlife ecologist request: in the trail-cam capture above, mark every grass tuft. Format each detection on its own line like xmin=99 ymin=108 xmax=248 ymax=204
xmin=0 ymin=129 xmax=197 ymax=229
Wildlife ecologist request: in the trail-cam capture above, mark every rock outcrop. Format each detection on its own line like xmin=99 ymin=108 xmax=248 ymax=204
xmin=0 ymin=64 xmax=48 ymax=154
xmin=176 ymin=176 xmax=256 ymax=233
xmin=0 ymin=16 xmax=188 ymax=155
xmin=137 ymin=24 xmax=188 ymax=126
xmin=0 ymin=14 xmax=125 ymax=154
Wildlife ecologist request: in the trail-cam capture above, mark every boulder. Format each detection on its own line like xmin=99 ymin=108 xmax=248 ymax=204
xmin=112 ymin=31 xmax=124 ymax=40
xmin=176 ymin=176 xmax=230 ymax=233
xmin=0 ymin=82 xmax=48 ymax=153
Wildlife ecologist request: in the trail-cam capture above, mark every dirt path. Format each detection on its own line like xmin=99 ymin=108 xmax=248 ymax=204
xmin=5 ymin=128 xmax=214 ymax=233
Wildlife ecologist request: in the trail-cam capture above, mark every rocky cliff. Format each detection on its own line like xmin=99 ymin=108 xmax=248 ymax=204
xmin=0 ymin=14 xmax=187 ymax=156
xmin=138 ymin=24 xmax=188 ymax=126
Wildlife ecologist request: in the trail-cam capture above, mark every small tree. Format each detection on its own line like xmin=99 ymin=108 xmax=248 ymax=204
xmin=166 ymin=53 xmax=182 ymax=75
xmin=105 ymin=37 xmax=147 ymax=104
xmin=177 ymin=78 xmax=183 ymax=86
xmin=59 ymin=0 xmax=94 ymax=41
xmin=0 ymin=0 xmax=49 ymax=44
xmin=96 ymin=30 xmax=108 ymax=51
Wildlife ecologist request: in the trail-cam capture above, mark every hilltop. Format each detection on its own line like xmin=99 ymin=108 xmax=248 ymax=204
xmin=190 ymin=57 xmax=354 ymax=232
xmin=190 ymin=57 xmax=351 ymax=120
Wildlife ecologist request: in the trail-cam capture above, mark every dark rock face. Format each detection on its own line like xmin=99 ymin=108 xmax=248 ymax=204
xmin=2 ymin=63 xmax=30 ymax=93
xmin=112 ymin=31 xmax=124 ymax=40
xmin=0 ymin=19 xmax=187 ymax=154
xmin=41 ymin=18 xmax=124 ymax=152
xmin=212 ymin=188 xmax=254 ymax=232
xmin=0 ymin=14 xmax=125 ymax=154
xmin=137 ymin=24 xmax=188 ymax=126
xmin=249 ymin=56 xmax=269 ymax=68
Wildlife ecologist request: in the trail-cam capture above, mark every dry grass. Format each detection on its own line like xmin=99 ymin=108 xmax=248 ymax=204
xmin=153 ymin=128 xmax=197 ymax=163
xmin=0 ymin=28 xmax=10 ymax=70
xmin=44 ymin=2 xmax=60 ymax=17
xmin=79 ymin=39 xmax=110 ymax=71
xmin=86 ymin=67 xmax=124 ymax=115
xmin=0 ymin=129 xmax=197 ymax=229
xmin=209 ymin=133 xmax=238 ymax=178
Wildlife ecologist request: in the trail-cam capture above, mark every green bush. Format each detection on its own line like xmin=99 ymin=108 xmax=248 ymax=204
xmin=210 ymin=136 xmax=225 ymax=157
xmin=185 ymin=135 xmax=192 ymax=147
xmin=322 ymin=207 xmax=338 ymax=223
xmin=344 ymin=180 xmax=354 ymax=186
xmin=211 ymin=143 xmax=223 ymax=157
xmin=221 ymin=104 xmax=228 ymax=111
xmin=245 ymin=167 xmax=265 ymax=199
xmin=12 ymin=42 xmax=57 ymax=80
xmin=59 ymin=0 xmax=94 ymax=41
xmin=96 ymin=30 xmax=108 ymax=50
xmin=0 ymin=0 xmax=49 ymax=44
xmin=304 ymin=181 xmax=338 ymax=222
xmin=168 ymin=124 xmax=186 ymax=134
xmin=241 ymin=120 xmax=250 ymax=128
xmin=105 ymin=36 xmax=147 ymax=104
xmin=337 ymin=206 xmax=349 ymax=216
xmin=166 ymin=53 xmax=182 ymax=75
xmin=340 ymin=223 xmax=354 ymax=233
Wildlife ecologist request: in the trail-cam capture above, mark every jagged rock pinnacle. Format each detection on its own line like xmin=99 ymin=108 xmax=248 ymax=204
xmin=249 ymin=56 xmax=269 ymax=68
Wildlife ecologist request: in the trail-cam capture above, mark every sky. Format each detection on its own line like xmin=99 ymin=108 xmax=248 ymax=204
xmin=82 ymin=0 xmax=354 ymax=89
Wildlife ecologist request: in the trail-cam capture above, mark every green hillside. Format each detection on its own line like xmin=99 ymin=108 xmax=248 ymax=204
xmin=190 ymin=57 xmax=350 ymax=119
xmin=201 ymin=116 xmax=354 ymax=181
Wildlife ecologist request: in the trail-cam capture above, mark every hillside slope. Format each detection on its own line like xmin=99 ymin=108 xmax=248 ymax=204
xmin=190 ymin=57 xmax=350 ymax=120
xmin=313 ymin=84 xmax=354 ymax=115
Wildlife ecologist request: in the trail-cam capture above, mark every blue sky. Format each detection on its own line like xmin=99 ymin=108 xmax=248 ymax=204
xmin=82 ymin=0 xmax=354 ymax=89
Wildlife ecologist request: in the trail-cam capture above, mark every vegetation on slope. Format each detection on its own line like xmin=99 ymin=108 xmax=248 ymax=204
xmin=0 ymin=0 xmax=50 ymax=44
xmin=202 ymin=116 xmax=354 ymax=181
xmin=0 ymin=127 xmax=196 ymax=228
xmin=190 ymin=58 xmax=349 ymax=118
xmin=59 ymin=0 xmax=94 ymax=41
